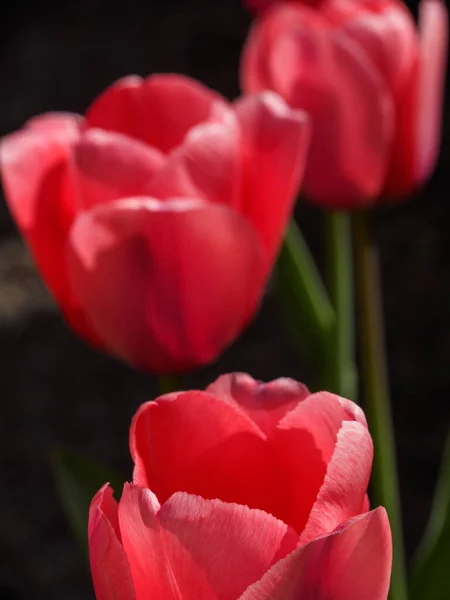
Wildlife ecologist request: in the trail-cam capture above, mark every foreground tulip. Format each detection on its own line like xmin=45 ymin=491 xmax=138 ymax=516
xmin=89 ymin=373 xmax=392 ymax=599
xmin=242 ymin=0 xmax=448 ymax=207
xmin=0 ymin=76 xmax=310 ymax=372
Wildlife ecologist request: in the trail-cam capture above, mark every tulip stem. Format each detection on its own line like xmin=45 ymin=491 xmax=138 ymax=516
xmin=158 ymin=374 xmax=182 ymax=395
xmin=352 ymin=211 xmax=408 ymax=600
xmin=324 ymin=211 xmax=358 ymax=400
xmin=276 ymin=219 xmax=335 ymax=384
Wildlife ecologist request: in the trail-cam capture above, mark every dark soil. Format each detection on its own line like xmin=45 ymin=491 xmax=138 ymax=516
xmin=0 ymin=1 xmax=449 ymax=598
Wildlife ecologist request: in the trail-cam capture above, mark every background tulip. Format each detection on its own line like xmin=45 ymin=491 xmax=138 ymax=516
xmin=89 ymin=373 xmax=392 ymax=600
xmin=0 ymin=75 xmax=310 ymax=372
xmin=242 ymin=0 xmax=448 ymax=207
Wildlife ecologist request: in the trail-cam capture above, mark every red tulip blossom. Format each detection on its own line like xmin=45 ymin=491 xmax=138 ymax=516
xmin=89 ymin=373 xmax=392 ymax=599
xmin=0 ymin=76 xmax=310 ymax=372
xmin=242 ymin=0 xmax=448 ymax=207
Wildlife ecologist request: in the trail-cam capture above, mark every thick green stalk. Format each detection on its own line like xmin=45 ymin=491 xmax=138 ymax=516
xmin=324 ymin=211 xmax=358 ymax=401
xmin=352 ymin=211 xmax=408 ymax=600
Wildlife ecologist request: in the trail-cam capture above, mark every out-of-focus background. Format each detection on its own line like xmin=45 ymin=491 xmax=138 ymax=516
xmin=0 ymin=0 xmax=448 ymax=598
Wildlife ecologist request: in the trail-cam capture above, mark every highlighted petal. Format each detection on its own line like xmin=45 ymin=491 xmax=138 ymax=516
xmin=0 ymin=114 xmax=102 ymax=345
xmin=146 ymin=118 xmax=241 ymax=208
xmin=74 ymin=129 xmax=166 ymax=209
xmin=0 ymin=112 xmax=80 ymax=232
xmin=118 ymin=485 xmax=298 ymax=600
xmin=240 ymin=508 xmax=392 ymax=600
xmin=300 ymin=420 xmax=373 ymax=543
xmin=234 ymin=91 xmax=310 ymax=263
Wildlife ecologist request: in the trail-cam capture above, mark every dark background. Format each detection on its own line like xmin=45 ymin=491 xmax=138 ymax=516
xmin=0 ymin=0 xmax=449 ymax=598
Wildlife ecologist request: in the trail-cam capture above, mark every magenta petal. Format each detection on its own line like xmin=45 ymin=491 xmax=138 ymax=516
xmin=88 ymin=485 xmax=135 ymax=600
xmin=66 ymin=197 xmax=266 ymax=372
xmin=86 ymin=74 xmax=231 ymax=153
xmin=118 ymin=485 xmax=298 ymax=600
xmin=239 ymin=508 xmax=392 ymax=600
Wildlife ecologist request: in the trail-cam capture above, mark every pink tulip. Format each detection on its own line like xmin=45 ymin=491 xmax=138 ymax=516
xmin=0 ymin=75 xmax=310 ymax=372
xmin=89 ymin=373 xmax=392 ymax=599
xmin=242 ymin=0 xmax=448 ymax=207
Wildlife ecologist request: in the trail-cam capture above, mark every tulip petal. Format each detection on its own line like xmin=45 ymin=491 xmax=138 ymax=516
xmin=270 ymin=391 xmax=354 ymax=533
xmin=0 ymin=112 xmax=80 ymax=232
xmin=206 ymin=372 xmax=310 ymax=436
xmin=326 ymin=0 xmax=418 ymax=97
xmin=26 ymin=112 xmax=84 ymax=135
xmin=66 ymin=197 xmax=266 ymax=372
xmin=300 ymin=420 xmax=373 ymax=543
xmin=241 ymin=5 xmax=394 ymax=206
xmin=89 ymin=485 xmax=135 ymax=600
xmin=145 ymin=118 xmax=241 ymax=208
xmin=233 ymin=91 xmax=310 ymax=264
xmin=416 ymin=0 xmax=448 ymax=183
xmin=239 ymin=508 xmax=392 ymax=600
xmin=0 ymin=115 xmax=103 ymax=345
xmin=86 ymin=74 xmax=231 ymax=154
xmin=74 ymin=129 xmax=166 ymax=209
xmin=336 ymin=395 xmax=368 ymax=428
xmin=130 ymin=391 xmax=284 ymax=518
xmin=118 ymin=485 xmax=298 ymax=600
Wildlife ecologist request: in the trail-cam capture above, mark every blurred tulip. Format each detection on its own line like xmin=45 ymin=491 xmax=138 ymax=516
xmin=89 ymin=373 xmax=392 ymax=600
xmin=0 ymin=75 xmax=310 ymax=372
xmin=242 ymin=0 xmax=448 ymax=207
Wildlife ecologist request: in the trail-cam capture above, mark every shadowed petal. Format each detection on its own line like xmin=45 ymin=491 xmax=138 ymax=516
xmin=67 ymin=198 xmax=266 ymax=372
xmin=270 ymin=391 xmax=352 ymax=533
xmin=129 ymin=391 xmax=283 ymax=517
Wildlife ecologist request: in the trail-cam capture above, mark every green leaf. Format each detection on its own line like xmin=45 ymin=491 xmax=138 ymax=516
xmin=410 ymin=430 xmax=450 ymax=599
xmin=52 ymin=447 xmax=124 ymax=556
xmin=275 ymin=219 xmax=335 ymax=385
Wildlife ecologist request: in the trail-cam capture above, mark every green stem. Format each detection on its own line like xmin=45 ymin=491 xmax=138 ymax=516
xmin=352 ymin=211 xmax=408 ymax=600
xmin=324 ymin=211 xmax=358 ymax=400
xmin=158 ymin=374 xmax=182 ymax=395
xmin=276 ymin=220 xmax=335 ymax=385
